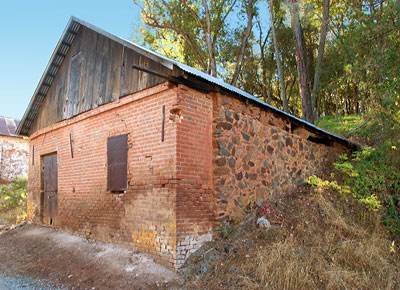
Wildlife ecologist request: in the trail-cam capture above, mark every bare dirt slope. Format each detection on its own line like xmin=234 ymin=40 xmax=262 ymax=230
xmin=0 ymin=224 xmax=182 ymax=290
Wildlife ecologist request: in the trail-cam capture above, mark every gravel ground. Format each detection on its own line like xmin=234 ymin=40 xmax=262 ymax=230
xmin=0 ymin=275 xmax=62 ymax=290
xmin=0 ymin=224 xmax=182 ymax=290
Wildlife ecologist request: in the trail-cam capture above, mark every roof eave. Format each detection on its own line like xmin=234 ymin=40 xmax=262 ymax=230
xmin=17 ymin=16 xmax=358 ymax=150
xmin=16 ymin=17 xmax=79 ymax=136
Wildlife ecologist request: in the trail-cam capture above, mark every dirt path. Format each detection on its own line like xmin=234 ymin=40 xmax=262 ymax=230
xmin=0 ymin=224 xmax=182 ymax=290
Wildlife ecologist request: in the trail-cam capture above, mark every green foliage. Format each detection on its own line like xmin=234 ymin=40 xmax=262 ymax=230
xmin=384 ymin=195 xmax=400 ymax=234
xmin=335 ymin=144 xmax=400 ymax=233
xmin=318 ymin=115 xmax=364 ymax=137
xmin=304 ymin=175 xmax=350 ymax=195
xmin=359 ymin=194 xmax=382 ymax=212
xmin=308 ymin=111 xmax=400 ymax=233
xmin=0 ymin=177 xmax=27 ymax=210
xmin=220 ymin=223 xmax=235 ymax=239
xmin=133 ymin=0 xmax=400 ymax=121
xmin=333 ymin=161 xmax=360 ymax=177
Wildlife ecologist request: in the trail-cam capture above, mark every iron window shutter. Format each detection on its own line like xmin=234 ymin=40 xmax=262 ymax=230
xmin=107 ymin=134 xmax=128 ymax=191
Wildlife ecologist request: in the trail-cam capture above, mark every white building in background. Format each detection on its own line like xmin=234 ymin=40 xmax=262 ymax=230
xmin=0 ymin=116 xmax=29 ymax=183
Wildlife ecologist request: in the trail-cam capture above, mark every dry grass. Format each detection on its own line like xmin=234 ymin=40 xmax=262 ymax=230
xmin=186 ymin=187 xmax=400 ymax=289
xmin=254 ymin=193 xmax=400 ymax=290
xmin=0 ymin=205 xmax=26 ymax=226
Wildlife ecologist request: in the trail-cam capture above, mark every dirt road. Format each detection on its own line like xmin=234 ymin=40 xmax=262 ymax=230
xmin=0 ymin=224 xmax=182 ymax=290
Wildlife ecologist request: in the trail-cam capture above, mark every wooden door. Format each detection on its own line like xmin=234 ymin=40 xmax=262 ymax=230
xmin=43 ymin=155 xmax=58 ymax=224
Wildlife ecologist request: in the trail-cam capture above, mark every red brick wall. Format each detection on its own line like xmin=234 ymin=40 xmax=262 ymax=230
xmin=0 ymin=135 xmax=29 ymax=182
xmin=212 ymin=92 xmax=349 ymax=224
xmin=27 ymin=82 xmax=181 ymax=268
xmin=26 ymin=80 xmax=350 ymax=269
xmin=175 ymin=85 xmax=214 ymax=267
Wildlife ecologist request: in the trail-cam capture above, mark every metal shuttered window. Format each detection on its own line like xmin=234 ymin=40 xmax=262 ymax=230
xmin=107 ymin=134 xmax=128 ymax=192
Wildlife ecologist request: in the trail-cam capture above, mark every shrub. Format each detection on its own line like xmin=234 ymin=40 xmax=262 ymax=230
xmin=0 ymin=176 xmax=27 ymax=210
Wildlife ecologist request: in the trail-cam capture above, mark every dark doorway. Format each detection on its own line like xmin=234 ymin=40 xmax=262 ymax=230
xmin=43 ymin=154 xmax=58 ymax=224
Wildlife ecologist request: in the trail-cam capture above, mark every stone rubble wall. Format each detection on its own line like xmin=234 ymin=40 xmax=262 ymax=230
xmin=212 ymin=93 xmax=349 ymax=224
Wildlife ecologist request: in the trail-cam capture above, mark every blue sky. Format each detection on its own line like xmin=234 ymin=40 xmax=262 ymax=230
xmin=0 ymin=0 xmax=141 ymax=120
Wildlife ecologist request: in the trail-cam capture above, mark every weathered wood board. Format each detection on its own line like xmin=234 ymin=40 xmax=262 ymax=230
xmin=30 ymin=26 xmax=168 ymax=134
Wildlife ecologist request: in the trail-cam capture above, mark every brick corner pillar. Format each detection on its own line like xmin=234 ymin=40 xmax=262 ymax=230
xmin=174 ymin=84 xmax=214 ymax=268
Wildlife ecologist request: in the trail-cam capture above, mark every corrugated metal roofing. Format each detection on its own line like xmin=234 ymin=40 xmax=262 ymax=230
xmin=16 ymin=17 xmax=357 ymax=149
xmin=0 ymin=116 xmax=21 ymax=137
xmin=124 ymin=41 xmax=351 ymax=144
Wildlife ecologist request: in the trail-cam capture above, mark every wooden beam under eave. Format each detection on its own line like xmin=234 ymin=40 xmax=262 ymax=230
xmin=67 ymin=29 xmax=78 ymax=36
xmin=34 ymin=101 xmax=43 ymax=106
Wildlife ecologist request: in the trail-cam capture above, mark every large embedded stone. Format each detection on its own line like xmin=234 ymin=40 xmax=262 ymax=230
xmin=241 ymin=132 xmax=250 ymax=141
xmin=243 ymin=153 xmax=252 ymax=163
xmin=232 ymin=136 xmax=241 ymax=145
xmin=219 ymin=149 xmax=230 ymax=156
xmin=217 ymin=139 xmax=226 ymax=149
xmin=249 ymin=173 xmax=257 ymax=180
xmin=228 ymin=157 xmax=236 ymax=169
xmin=285 ymin=137 xmax=293 ymax=147
xmin=216 ymin=157 xmax=226 ymax=166
xmin=214 ymin=167 xmax=230 ymax=175
xmin=225 ymin=114 xmax=234 ymax=123
xmin=257 ymin=217 xmax=271 ymax=229
xmin=220 ymin=122 xmax=233 ymax=130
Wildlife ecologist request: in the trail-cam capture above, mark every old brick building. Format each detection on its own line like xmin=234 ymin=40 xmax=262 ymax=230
xmin=0 ymin=116 xmax=29 ymax=183
xmin=17 ymin=17 xmax=356 ymax=269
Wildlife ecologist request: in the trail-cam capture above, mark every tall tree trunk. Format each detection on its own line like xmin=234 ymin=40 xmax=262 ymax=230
xmin=312 ymin=0 xmax=330 ymax=120
xmin=267 ymin=51 xmax=274 ymax=103
xmin=268 ymin=0 xmax=288 ymax=112
xmin=258 ymin=24 xmax=271 ymax=102
xmin=201 ymin=0 xmax=217 ymax=77
xmin=231 ymin=0 xmax=256 ymax=86
xmin=397 ymin=0 xmax=400 ymax=37
xmin=290 ymin=0 xmax=313 ymax=123
xmin=335 ymin=88 xmax=339 ymax=121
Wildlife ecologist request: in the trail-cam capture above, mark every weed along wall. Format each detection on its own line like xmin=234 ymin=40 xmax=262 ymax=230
xmin=212 ymin=92 xmax=350 ymax=224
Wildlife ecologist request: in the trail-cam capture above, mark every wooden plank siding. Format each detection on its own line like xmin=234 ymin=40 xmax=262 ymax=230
xmin=29 ymin=26 xmax=168 ymax=135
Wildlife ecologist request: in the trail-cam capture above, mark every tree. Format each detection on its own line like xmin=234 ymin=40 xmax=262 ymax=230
xmin=230 ymin=0 xmax=257 ymax=86
xmin=311 ymin=0 xmax=330 ymax=122
xmin=133 ymin=0 xmax=257 ymax=79
xmin=268 ymin=0 xmax=288 ymax=112
xmin=132 ymin=0 xmax=400 ymax=123
xmin=290 ymin=0 xmax=313 ymax=123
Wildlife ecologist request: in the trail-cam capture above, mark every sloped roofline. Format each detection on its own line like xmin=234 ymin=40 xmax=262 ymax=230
xmin=16 ymin=17 xmax=358 ymax=150
xmin=0 ymin=116 xmax=21 ymax=137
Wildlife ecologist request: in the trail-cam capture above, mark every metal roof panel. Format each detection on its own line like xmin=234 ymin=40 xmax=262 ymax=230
xmin=0 ymin=116 xmax=20 ymax=137
xmin=16 ymin=17 xmax=357 ymax=149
